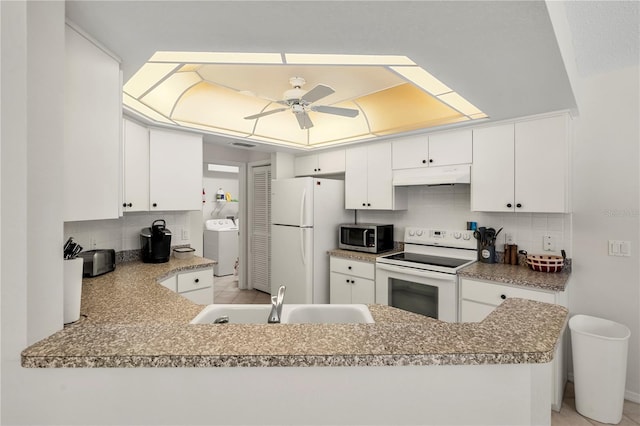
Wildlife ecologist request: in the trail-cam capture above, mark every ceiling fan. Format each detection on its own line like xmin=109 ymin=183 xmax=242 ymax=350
xmin=244 ymin=77 xmax=360 ymax=130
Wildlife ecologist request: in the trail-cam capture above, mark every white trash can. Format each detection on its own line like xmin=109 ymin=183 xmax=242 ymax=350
xmin=569 ymin=314 xmax=630 ymax=424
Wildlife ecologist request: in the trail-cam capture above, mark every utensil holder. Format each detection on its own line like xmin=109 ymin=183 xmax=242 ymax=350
xmin=478 ymin=242 xmax=496 ymax=263
xmin=63 ymin=257 xmax=83 ymax=324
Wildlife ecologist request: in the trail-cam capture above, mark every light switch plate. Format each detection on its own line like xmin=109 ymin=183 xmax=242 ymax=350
xmin=609 ymin=240 xmax=631 ymax=257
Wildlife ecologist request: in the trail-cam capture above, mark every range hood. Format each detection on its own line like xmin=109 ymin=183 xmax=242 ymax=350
xmin=392 ymin=164 xmax=471 ymax=186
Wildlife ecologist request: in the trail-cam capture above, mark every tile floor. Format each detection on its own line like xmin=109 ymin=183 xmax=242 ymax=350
xmin=213 ymin=276 xmax=640 ymax=425
xmin=213 ymin=274 xmax=271 ymax=304
xmin=552 ymin=382 xmax=640 ymax=426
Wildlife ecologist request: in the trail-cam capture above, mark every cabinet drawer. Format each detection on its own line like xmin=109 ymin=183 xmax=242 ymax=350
xmin=181 ymin=286 xmax=213 ymax=305
xmin=460 ymin=278 xmax=555 ymax=306
xmin=177 ymin=269 xmax=214 ymax=293
xmin=330 ymin=257 xmax=375 ymax=279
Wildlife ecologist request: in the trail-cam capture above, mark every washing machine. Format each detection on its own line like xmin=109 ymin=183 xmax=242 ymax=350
xmin=203 ymin=219 xmax=239 ymax=276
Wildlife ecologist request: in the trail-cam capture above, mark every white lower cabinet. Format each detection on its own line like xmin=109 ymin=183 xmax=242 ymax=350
xmin=329 ymin=257 xmax=375 ymax=304
xmin=159 ymin=267 xmax=214 ymax=305
xmin=459 ymin=277 xmax=568 ymax=412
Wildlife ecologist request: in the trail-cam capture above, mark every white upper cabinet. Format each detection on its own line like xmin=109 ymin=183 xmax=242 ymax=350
xmin=514 ymin=115 xmax=569 ymax=213
xmin=345 ymin=142 xmax=407 ymax=210
xmin=471 ymin=124 xmax=515 ymax=212
xmin=392 ymin=129 xmax=472 ymax=170
xmin=64 ymin=25 xmax=121 ymax=222
xmin=428 ymin=130 xmax=473 ymax=166
xmin=122 ymin=119 xmax=150 ymax=212
xmin=471 ymin=114 xmax=570 ymax=213
xmin=294 ymin=150 xmax=346 ymax=176
xmin=149 ymin=129 xmax=203 ymax=211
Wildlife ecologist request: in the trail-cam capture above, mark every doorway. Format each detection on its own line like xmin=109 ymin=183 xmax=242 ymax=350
xmin=248 ymin=163 xmax=271 ymax=293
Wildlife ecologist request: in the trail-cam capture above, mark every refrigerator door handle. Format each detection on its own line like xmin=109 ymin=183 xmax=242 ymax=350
xmin=300 ymin=228 xmax=307 ymax=266
xmin=299 ymin=188 xmax=307 ymax=227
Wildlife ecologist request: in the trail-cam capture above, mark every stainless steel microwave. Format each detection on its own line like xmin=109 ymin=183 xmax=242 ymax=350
xmin=338 ymin=224 xmax=394 ymax=253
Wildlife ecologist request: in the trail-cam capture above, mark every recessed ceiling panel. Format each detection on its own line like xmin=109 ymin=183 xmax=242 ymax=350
xmin=122 ymin=52 xmax=487 ymax=148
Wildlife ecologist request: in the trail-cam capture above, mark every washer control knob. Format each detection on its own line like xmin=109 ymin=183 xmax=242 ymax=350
xmin=408 ymin=229 xmax=415 ymax=236
xmin=462 ymin=233 xmax=471 ymax=240
xmin=416 ymin=229 xmax=423 ymax=236
xmin=453 ymin=232 xmax=461 ymax=239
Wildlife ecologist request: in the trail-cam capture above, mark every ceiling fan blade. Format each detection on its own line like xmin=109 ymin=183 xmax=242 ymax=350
xmin=311 ymin=105 xmax=360 ymax=118
xmin=295 ymin=112 xmax=314 ymax=130
xmin=244 ymin=107 xmax=287 ymax=120
xmin=300 ymin=84 xmax=335 ymax=104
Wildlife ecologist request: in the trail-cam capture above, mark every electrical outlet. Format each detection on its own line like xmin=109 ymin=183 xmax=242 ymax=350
xmin=181 ymin=229 xmax=189 ymax=241
xmin=543 ymin=235 xmax=555 ymax=252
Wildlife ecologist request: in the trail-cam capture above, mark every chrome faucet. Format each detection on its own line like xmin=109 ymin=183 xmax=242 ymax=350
xmin=267 ymin=285 xmax=286 ymax=324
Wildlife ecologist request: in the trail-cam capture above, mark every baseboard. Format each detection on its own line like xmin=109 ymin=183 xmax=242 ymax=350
xmin=567 ymin=373 xmax=640 ymax=403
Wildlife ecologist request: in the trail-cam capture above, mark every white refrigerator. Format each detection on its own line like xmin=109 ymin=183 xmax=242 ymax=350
xmin=271 ymin=177 xmax=352 ymax=303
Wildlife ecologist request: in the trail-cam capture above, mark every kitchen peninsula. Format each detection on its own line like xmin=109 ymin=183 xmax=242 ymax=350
xmin=21 ymin=256 xmax=567 ymax=425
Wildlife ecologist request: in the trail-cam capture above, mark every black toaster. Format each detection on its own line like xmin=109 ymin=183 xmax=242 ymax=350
xmin=78 ymin=249 xmax=116 ymax=277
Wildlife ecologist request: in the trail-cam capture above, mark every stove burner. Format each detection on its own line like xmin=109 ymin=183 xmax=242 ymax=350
xmin=381 ymin=252 xmax=471 ymax=269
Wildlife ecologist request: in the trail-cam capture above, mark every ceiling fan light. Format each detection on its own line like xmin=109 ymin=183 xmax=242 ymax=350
xmin=284 ymin=87 xmax=305 ymax=101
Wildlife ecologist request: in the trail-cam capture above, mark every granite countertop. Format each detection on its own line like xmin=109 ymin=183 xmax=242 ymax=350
xmin=327 ymin=244 xmax=404 ymax=263
xmin=21 ymin=257 xmax=568 ymax=368
xmin=458 ymin=262 xmax=571 ymax=292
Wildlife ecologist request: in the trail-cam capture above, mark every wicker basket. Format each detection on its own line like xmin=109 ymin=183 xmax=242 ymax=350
xmin=526 ymin=254 xmax=564 ymax=273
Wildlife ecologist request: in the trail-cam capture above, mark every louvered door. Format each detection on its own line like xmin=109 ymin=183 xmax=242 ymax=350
xmin=249 ymin=165 xmax=271 ymax=293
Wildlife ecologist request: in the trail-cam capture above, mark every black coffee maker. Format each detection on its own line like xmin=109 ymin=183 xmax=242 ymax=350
xmin=140 ymin=219 xmax=172 ymax=263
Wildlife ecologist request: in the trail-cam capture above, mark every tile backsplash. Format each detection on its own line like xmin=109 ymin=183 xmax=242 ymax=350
xmin=357 ymin=185 xmax=572 ymax=257
xmin=64 ymin=211 xmax=193 ymax=253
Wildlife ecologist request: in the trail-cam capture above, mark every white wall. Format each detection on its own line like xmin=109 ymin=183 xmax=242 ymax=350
xmin=202 ymin=168 xmax=239 ymax=220
xmin=358 ymin=185 xmax=572 ymax=257
xmin=570 ymin=65 xmax=640 ymax=400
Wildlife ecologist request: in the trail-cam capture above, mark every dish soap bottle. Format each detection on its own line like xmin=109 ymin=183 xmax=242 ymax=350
xmin=216 ymin=188 xmax=225 ymax=201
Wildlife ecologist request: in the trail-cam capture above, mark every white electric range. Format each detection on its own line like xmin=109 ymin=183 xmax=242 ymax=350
xmin=375 ymin=227 xmax=477 ymax=322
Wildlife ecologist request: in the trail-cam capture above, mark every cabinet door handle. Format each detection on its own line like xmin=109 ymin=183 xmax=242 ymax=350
xmin=367 ymin=203 xmax=371 ymax=207
xmin=152 ymin=203 xmax=157 ymax=208
xmin=194 ymin=278 xmax=200 ymax=283
xmin=346 ymin=279 xmax=350 ymax=283
xmin=516 ymin=203 xmax=522 ymax=208
xmin=429 ymin=159 xmax=434 ymax=163
xmin=362 ymin=202 xmax=366 ymax=207
xmin=348 ymin=266 xmax=352 ymax=270
xmin=422 ymin=159 xmax=427 ymax=164
xmin=500 ymin=294 xmax=507 ymax=300
xmin=350 ymin=280 xmax=355 ymax=284
xmin=506 ymin=203 xmax=512 ymax=208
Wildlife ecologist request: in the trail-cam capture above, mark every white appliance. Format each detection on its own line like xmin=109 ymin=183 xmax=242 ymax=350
xmin=271 ymin=177 xmax=352 ymax=303
xmin=203 ymin=219 xmax=238 ymax=276
xmin=376 ymin=228 xmax=476 ymax=322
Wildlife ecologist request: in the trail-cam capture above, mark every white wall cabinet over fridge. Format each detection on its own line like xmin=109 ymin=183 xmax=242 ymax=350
xmin=122 ymin=121 xmax=203 ymax=212
xmin=294 ymin=150 xmax=345 ymax=176
xmin=345 ymin=142 xmax=407 ymax=210
xmin=471 ymin=114 xmax=570 ymax=213
xmin=64 ymin=24 xmax=121 ymax=222
xmin=392 ymin=129 xmax=472 ymax=170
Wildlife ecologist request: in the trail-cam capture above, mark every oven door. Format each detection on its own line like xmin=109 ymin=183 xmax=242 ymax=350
xmin=375 ymin=263 xmax=458 ymax=322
